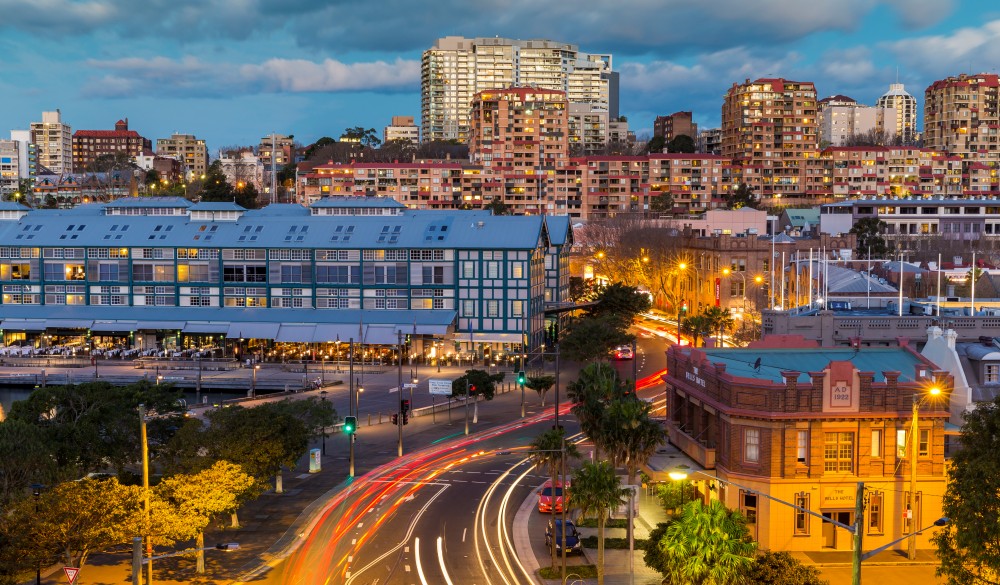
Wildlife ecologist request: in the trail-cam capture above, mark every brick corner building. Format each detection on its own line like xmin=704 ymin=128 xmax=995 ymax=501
xmin=72 ymin=118 xmax=151 ymax=172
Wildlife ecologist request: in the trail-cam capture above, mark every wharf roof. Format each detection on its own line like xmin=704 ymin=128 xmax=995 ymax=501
xmin=681 ymin=347 xmax=933 ymax=384
xmin=106 ymin=196 xmax=191 ymax=208
xmin=188 ymin=201 xmax=247 ymax=212
xmin=311 ymin=196 xmax=407 ymax=209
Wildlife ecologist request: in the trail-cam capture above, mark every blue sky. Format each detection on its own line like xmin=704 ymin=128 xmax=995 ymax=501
xmin=1 ymin=0 xmax=998 ymax=152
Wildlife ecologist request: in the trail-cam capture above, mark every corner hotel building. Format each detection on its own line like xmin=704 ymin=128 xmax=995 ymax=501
xmin=0 ymin=196 xmax=572 ymax=358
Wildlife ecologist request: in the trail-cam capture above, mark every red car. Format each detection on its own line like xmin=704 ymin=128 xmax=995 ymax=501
xmin=537 ymin=479 xmax=569 ymax=513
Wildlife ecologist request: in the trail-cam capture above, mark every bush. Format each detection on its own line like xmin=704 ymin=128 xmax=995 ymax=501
xmin=581 ymin=535 xmax=647 ymax=549
xmin=575 ymin=517 xmax=628 ymax=528
xmin=747 ymin=550 xmax=828 ymax=585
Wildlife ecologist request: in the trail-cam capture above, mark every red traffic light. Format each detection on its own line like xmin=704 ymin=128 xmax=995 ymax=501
xmin=391 ymin=414 xmax=399 ymax=425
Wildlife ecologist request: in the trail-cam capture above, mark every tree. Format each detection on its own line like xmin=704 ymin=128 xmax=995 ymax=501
xmin=700 ymin=306 xmax=735 ymax=346
xmin=657 ymin=500 xmax=757 ymax=585
xmin=526 ymin=375 xmax=555 ymax=406
xmin=0 ymin=419 xmax=56 ymax=507
xmin=643 ymin=521 xmax=673 ymax=578
xmin=570 ymin=461 xmax=629 ymax=585
xmin=567 ymin=363 xmax=629 ymax=460
xmin=569 ymin=276 xmax=598 ymax=303
xmin=587 ymin=282 xmax=652 ymax=329
xmin=559 ymin=314 xmax=632 ymax=363
xmin=602 ymin=398 xmax=666 ymax=486
xmin=453 ymin=369 xmax=505 ymax=401
xmin=649 ymin=191 xmax=674 ymax=214
xmin=933 ymin=395 xmax=1000 ymax=585
xmin=232 ymin=178 xmax=260 ymax=209
xmin=647 ymin=135 xmax=666 ymax=154
xmin=342 ymin=127 xmax=381 ymax=149
xmin=746 ymin=551 xmax=828 ymax=585
xmin=528 ymin=428 xmax=580 ymax=570
xmin=849 ymin=217 xmax=890 ymax=258
xmin=666 ymin=134 xmax=696 ymax=153
xmin=484 ymin=198 xmax=512 ymax=215
xmin=156 ymin=461 xmax=256 ymax=573
xmin=200 ymin=160 xmax=235 ymax=203
xmin=725 ymin=183 xmax=758 ymax=210
xmin=680 ymin=314 xmax=712 ymax=347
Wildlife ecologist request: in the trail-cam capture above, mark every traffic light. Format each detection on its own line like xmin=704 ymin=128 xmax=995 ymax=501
xmin=517 ymin=370 xmax=526 ymax=385
xmin=343 ymin=416 xmax=357 ymax=434
xmin=469 ymin=383 xmax=477 ymax=396
xmin=681 ymin=301 xmax=688 ymax=313
xmin=402 ymin=412 xmax=409 ymax=425
xmin=391 ymin=414 xmax=399 ymax=425
xmin=401 ymin=399 xmax=411 ymax=414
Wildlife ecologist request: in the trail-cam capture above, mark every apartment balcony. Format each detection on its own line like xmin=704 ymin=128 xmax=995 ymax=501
xmin=665 ymin=421 xmax=716 ymax=469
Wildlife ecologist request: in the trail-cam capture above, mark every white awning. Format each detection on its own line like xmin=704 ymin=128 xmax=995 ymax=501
xmin=312 ymin=324 xmax=363 ymax=343
xmin=455 ymin=332 xmax=524 ymax=344
xmin=91 ymin=321 xmax=138 ymax=332
xmin=136 ymin=320 xmax=185 ymax=330
xmin=45 ymin=319 xmax=94 ymax=329
xmin=182 ymin=322 xmax=230 ymax=334
xmin=363 ymin=324 xmax=404 ymax=345
xmin=226 ymin=322 xmax=281 ymax=340
xmin=2 ymin=319 xmax=47 ymax=331
xmin=275 ymin=324 xmax=317 ymax=343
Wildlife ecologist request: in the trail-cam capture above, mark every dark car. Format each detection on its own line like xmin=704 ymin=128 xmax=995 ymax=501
xmin=545 ymin=518 xmax=581 ymax=554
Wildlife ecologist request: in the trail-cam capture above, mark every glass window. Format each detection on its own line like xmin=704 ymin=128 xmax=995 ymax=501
xmin=871 ymin=429 xmax=882 ymax=458
xmin=744 ymin=428 xmax=760 ymax=463
xmin=793 ymin=493 xmax=809 ymax=535
xmin=896 ymin=429 xmax=908 ymax=458
xmin=823 ymin=432 xmax=854 ymax=473
xmin=796 ymin=430 xmax=808 ymax=464
xmin=985 ymin=364 xmax=1000 ymax=383
xmin=919 ymin=429 xmax=930 ymax=457
xmin=868 ymin=491 xmax=883 ymax=534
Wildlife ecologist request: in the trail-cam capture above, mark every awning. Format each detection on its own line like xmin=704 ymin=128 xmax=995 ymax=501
xmin=226 ymin=322 xmax=281 ymax=340
xmin=312 ymin=324 xmax=363 ymax=343
xmin=45 ymin=319 xmax=94 ymax=329
xmin=455 ymin=332 xmax=524 ymax=344
xmin=1 ymin=319 xmax=47 ymax=331
xmin=136 ymin=320 xmax=185 ymax=330
xmin=90 ymin=321 xmax=138 ymax=332
xmin=276 ymin=324 xmax=317 ymax=343
xmin=182 ymin=322 xmax=230 ymax=334
xmin=363 ymin=324 xmax=404 ymax=345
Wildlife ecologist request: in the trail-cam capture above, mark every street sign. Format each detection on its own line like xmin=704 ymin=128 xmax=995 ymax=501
xmin=429 ymin=379 xmax=453 ymax=396
xmin=64 ymin=567 xmax=80 ymax=585
xmin=403 ymin=383 xmax=417 ymax=389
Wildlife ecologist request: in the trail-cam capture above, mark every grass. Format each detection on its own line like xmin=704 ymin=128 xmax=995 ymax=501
xmin=581 ymin=535 xmax=648 ymax=549
xmin=538 ymin=564 xmax=598 ymax=580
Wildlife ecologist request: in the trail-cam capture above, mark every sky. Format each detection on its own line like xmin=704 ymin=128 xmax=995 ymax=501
xmin=2 ymin=0 xmax=1000 ymax=153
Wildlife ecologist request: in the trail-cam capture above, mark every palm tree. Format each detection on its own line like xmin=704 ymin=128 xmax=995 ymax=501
xmin=680 ymin=314 xmax=711 ymax=347
xmin=567 ymin=363 xmax=626 ymax=460
xmin=658 ymin=500 xmax=757 ymax=585
xmin=525 ymin=375 xmax=555 ymax=406
xmin=701 ymin=306 xmax=735 ymax=347
xmin=603 ymin=398 xmax=667 ymax=487
xmin=529 ymin=428 xmax=581 ymax=570
xmin=571 ymin=461 xmax=629 ymax=585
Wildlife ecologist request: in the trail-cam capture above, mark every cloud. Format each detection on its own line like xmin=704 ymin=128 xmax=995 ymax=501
xmin=883 ymin=0 xmax=955 ymax=28
xmin=81 ymin=55 xmax=420 ymax=98
xmin=885 ymin=19 xmax=1000 ymax=75
xmin=820 ymin=47 xmax=878 ymax=85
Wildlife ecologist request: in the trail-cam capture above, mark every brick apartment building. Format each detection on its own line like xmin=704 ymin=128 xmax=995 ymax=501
xmin=653 ymin=111 xmax=698 ymax=143
xmin=664 ymin=345 xmax=951 ymax=553
xmin=72 ymin=119 xmax=151 ymax=172
xmin=924 ymin=73 xmax=1000 ymax=160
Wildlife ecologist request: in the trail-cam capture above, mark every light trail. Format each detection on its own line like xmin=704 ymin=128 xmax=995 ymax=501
xmin=436 ymin=537 xmax=455 ymax=585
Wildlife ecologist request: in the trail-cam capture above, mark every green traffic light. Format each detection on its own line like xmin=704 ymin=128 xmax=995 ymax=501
xmin=344 ymin=416 xmax=357 ymax=434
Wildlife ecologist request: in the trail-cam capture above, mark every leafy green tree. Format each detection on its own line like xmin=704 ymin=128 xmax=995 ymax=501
xmin=700 ymin=306 xmax=736 ymax=346
xmin=8 ymin=380 xmax=184 ymax=478
xmin=666 ymin=134 xmax=696 ymax=153
xmin=529 ymin=428 xmax=580 ymax=570
xmin=342 ymin=127 xmax=382 ymax=149
xmin=526 ymin=375 xmax=556 ymax=406
xmin=484 ymin=198 xmax=512 ymax=215
xmin=232 ymin=179 xmax=260 ymax=209
xmin=657 ymin=500 xmax=757 ymax=585
xmin=0 ymin=419 xmax=56 ymax=507
xmin=746 ymin=551 xmax=828 ymax=585
xmin=567 ymin=363 xmax=629 ymax=460
xmin=588 ymin=282 xmax=652 ymax=328
xmin=849 ymin=217 xmax=890 ymax=258
xmin=647 ymin=135 xmax=666 ymax=153
xmin=156 ymin=461 xmax=256 ymax=572
xmin=650 ymin=191 xmax=674 ymax=214
xmin=654 ymin=481 xmax=691 ymax=512
xmin=680 ymin=314 xmax=712 ymax=347
xmin=570 ymin=461 xmax=630 ymax=585
xmin=560 ymin=315 xmax=633 ymax=363
xmin=602 ymin=398 xmax=666 ymax=486
xmin=642 ymin=521 xmax=673 ymax=577
xmin=569 ymin=276 xmax=598 ymax=303
xmin=725 ymin=183 xmax=758 ymax=210
xmin=934 ymin=395 xmax=1000 ymax=585
xmin=453 ymin=369 xmax=505 ymax=400
xmin=200 ymin=160 xmax=234 ymax=203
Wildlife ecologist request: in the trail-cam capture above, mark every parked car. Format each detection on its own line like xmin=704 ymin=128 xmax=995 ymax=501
xmin=537 ymin=479 xmax=569 ymax=513
xmin=545 ymin=518 xmax=581 ymax=554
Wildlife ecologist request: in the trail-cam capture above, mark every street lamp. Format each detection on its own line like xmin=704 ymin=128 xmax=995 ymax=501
xmin=251 ymin=364 xmax=260 ymax=398
xmin=908 ymin=384 xmax=942 ymax=560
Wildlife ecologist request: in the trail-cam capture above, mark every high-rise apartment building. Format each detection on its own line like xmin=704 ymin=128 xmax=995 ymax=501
xmin=0 ymin=140 xmax=20 ymax=194
xmin=10 ymin=130 xmax=35 ymax=180
xmin=421 ymin=36 xmax=615 ymax=143
xmin=876 ymin=83 xmax=918 ymax=144
xmin=383 ymin=116 xmax=420 ymax=144
xmin=722 ymin=78 xmax=819 ymax=199
xmin=653 ymin=111 xmax=698 ymax=142
xmin=257 ymin=133 xmax=296 ymax=201
xmin=156 ymin=133 xmax=208 ymax=177
xmin=697 ymin=128 xmax=723 ymax=155
xmin=924 ymin=73 xmax=1000 ymax=160
xmin=30 ymin=110 xmax=72 ymax=175
xmin=817 ymin=96 xmax=896 ymax=146
xmin=72 ymin=118 xmax=151 ymax=171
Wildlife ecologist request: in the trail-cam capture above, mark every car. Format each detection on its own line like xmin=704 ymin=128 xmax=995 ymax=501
xmin=613 ymin=345 xmax=634 ymax=360
xmin=545 ymin=518 xmax=582 ymax=554
xmin=538 ymin=479 xmax=569 ymax=513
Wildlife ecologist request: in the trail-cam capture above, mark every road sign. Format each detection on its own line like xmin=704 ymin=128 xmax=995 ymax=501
xmin=64 ymin=567 xmax=80 ymax=585
xmin=429 ymin=379 xmax=453 ymax=396
xmin=403 ymin=383 xmax=417 ymax=389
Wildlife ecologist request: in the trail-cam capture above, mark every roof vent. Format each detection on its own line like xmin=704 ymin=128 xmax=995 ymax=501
xmin=476 ymin=221 xmax=485 ymax=229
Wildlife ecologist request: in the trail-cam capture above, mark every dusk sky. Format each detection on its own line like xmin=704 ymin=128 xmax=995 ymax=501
xmin=1 ymin=0 xmax=998 ymax=153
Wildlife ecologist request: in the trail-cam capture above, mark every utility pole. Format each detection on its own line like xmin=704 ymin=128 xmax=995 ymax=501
xmin=852 ymin=481 xmax=865 ymax=585
xmin=138 ymin=405 xmax=153 ymax=585
xmin=908 ymin=395 xmax=919 ymax=560
xmin=349 ymin=338 xmax=355 ymax=477
xmin=397 ymin=330 xmax=404 ymax=457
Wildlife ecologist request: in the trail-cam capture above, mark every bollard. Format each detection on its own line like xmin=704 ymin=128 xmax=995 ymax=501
xmin=368 ymin=413 xmax=372 ymax=426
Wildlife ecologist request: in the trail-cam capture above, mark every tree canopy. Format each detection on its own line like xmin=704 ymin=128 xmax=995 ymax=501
xmin=724 ymin=183 xmax=758 ymax=210
xmin=656 ymin=500 xmax=757 ymax=585
xmin=849 ymin=217 xmax=890 ymax=258
xmin=453 ymin=369 xmax=505 ymax=401
xmin=666 ymin=134 xmax=696 ymax=153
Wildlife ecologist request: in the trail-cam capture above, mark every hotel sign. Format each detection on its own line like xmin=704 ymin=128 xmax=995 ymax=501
xmin=685 ymin=366 xmax=707 ymax=388
xmin=821 ymin=486 xmax=856 ymax=508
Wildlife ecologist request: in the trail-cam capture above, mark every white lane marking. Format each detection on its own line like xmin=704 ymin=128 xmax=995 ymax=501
xmin=437 ymin=536 xmax=456 ymax=585
xmin=405 ymin=565 xmax=411 ymax=572
xmin=356 ymin=522 xmax=364 ymax=529
xmin=415 ymin=538 xmax=429 ymax=585
xmin=405 ymin=546 xmax=410 ymax=553
xmin=347 ymin=555 xmax=353 ymax=563
xmin=351 ymin=539 xmax=357 ymax=545
xmin=462 ymin=528 xmax=467 ymax=542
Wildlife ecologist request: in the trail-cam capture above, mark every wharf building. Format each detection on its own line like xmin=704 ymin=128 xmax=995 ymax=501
xmin=0 ymin=197 xmax=572 ymax=362
xmin=663 ymin=344 xmax=950 ymax=553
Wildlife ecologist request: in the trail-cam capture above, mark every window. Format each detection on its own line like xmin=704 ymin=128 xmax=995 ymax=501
xmin=486 ymin=300 xmax=500 ymax=318
xmin=485 ymin=261 xmax=500 ymax=279
xmin=461 ymin=261 xmax=476 ymax=278
xmin=98 ymin=264 xmax=119 ymax=281
xmin=744 ymin=428 xmax=760 ymax=463
xmin=730 ymin=281 xmax=745 ymax=297
xmin=896 ymin=429 xmax=908 ymax=458
xmin=316 ymin=265 xmax=358 ymax=284
xmin=730 ymin=258 xmax=746 ymax=272
xmin=423 ymin=266 xmax=444 ymax=284
xmin=919 ymin=429 xmax=930 ymax=457
xmin=868 ymin=491 xmax=883 ymax=534
xmin=281 ymin=265 xmax=303 ymax=283
xmin=824 ymin=432 xmax=854 ymax=473
xmin=511 ymin=300 xmax=524 ymax=318
xmin=461 ymin=299 xmax=476 ymax=317
xmin=871 ymin=429 xmax=882 ymax=458
xmin=796 ymin=430 xmax=808 ymax=464
xmin=793 ymin=493 xmax=809 ymax=535
xmin=741 ymin=492 xmax=758 ymax=525
xmin=511 ymin=262 xmax=525 ymax=279
xmin=986 ymin=364 xmax=1000 ymax=383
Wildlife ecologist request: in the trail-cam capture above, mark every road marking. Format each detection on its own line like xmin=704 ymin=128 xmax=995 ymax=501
xmin=357 ymin=522 xmax=364 ymax=528
xmin=405 ymin=546 xmax=410 ymax=553
xmin=462 ymin=528 xmax=467 ymax=542
xmin=405 ymin=565 xmax=411 ymax=572
xmin=352 ymin=539 xmax=357 ymax=545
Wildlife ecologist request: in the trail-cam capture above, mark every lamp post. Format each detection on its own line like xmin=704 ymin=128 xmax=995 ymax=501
xmin=320 ymin=390 xmax=328 ymax=456
xmin=31 ymin=483 xmax=46 ymax=585
xmin=251 ymin=364 xmax=259 ymax=399
xmin=909 ymin=384 xmax=942 ymax=560
xmin=138 ymin=405 xmax=152 ymax=585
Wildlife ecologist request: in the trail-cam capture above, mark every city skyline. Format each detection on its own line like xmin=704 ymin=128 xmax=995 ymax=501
xmin=0 ymin=0 xmax=996 ymax=150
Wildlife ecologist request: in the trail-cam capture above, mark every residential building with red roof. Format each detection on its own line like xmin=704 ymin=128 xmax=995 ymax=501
xmin=72 ymin=118 xmax=151 ymax=171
